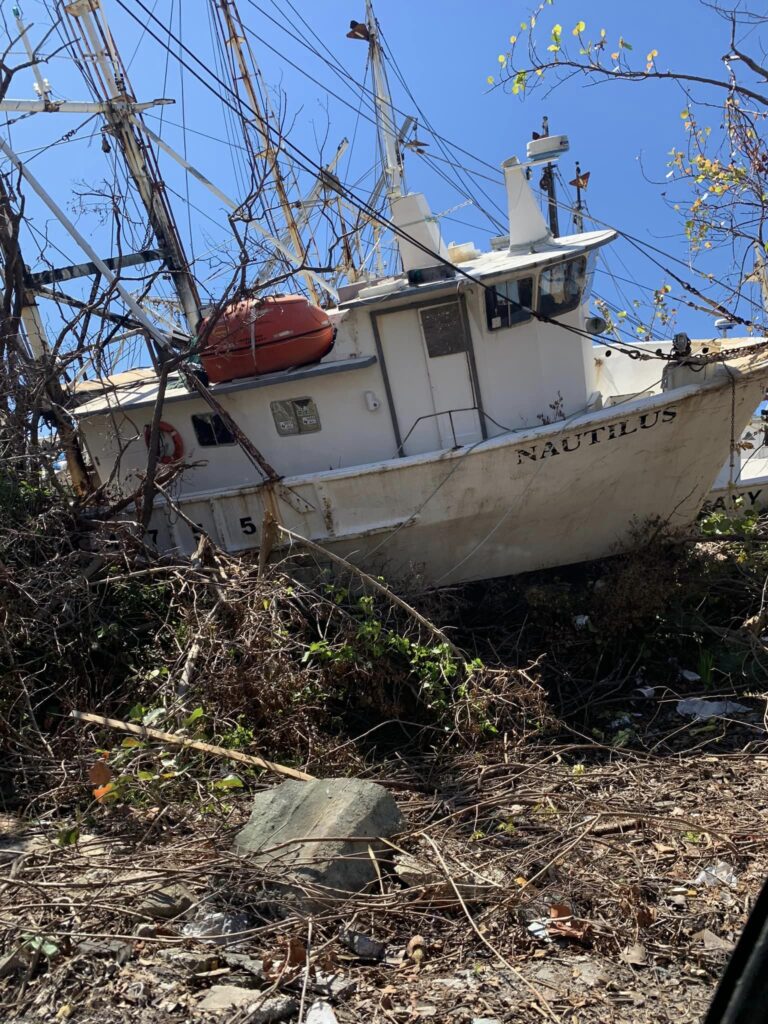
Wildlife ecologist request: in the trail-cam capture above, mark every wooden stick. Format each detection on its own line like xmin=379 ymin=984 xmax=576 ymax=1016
xmin=69 ymin=710 xmax=314 ymax=782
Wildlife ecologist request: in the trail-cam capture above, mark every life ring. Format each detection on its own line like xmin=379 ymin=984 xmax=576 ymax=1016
xmin=144 ymin=421 xmax=184 ymax=464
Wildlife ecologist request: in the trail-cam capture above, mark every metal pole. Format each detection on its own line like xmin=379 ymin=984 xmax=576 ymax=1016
xmin=135 ymin=117 xmax=338 ymax=302
xmin=0 ymin=134 xmax=283 ymax=484
xmin=65 ymin=2 xmax=202 ymax=332
xmin=538 ymin=116 xmax=560 ymax=238
xmin=0 ymin=134 xmax=173 ymax=351
xmin=573 ymin=161 xmax=584 ymax=233
xmin=364 ymin=0 xmax=403 ymax=197
xmin=216 ymin=0 xmax=320 ymax=304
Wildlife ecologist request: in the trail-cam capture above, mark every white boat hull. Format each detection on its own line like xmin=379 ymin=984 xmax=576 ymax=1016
xmin=148 ymin=355 xmax=768 ymax=587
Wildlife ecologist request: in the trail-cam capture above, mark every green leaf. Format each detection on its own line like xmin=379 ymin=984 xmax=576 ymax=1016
xmin=184 ymin=707 xmax=205 ymax=728
xmin=128 ymin=703 xmax=146 ymax=723
xmin=142 ymin=707 xmax=166 ymax=727
xmin=213 ymin=774 xmax=244 ymax=791
xmin=137 ymin=770 xmax=156 ymax=781
xmin=57 ymin=826 xmax=79 ymax=847
xmin=121 ymin=737 xmax=144 ymax=748
xmin=23 ymin=934 xmax=60 ymax=959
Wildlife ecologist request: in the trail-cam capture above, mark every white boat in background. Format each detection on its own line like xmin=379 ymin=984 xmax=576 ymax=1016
xmin=9 ymin=1 xmax=768 ymax=587
xmin=594 ymin=335 xmax=768 ymax=518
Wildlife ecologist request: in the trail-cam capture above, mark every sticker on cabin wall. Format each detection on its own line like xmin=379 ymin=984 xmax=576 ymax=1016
xmin=514 ymin=407 xmax=678 ymax=465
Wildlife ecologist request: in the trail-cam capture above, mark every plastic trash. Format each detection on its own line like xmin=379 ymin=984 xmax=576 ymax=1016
xmin=694 ymin=861 xmax=739 ymax=888
xmin=676 ymin=698 xmax=750 ymax=721
xmin=527 ymin=919 xmax=552 ymax=943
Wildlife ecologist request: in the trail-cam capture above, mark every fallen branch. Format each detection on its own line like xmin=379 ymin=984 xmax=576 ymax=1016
xmin=69 ymin=710 xmax=314 ymax=782
xmin=275 ymin=524 xmax=464 ymax=659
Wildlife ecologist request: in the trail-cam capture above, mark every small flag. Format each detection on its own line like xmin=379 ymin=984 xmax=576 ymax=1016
xmin=569 ymin=171 xmax=591 ymax=190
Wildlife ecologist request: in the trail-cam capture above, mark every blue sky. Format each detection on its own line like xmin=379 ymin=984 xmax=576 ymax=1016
xmin=5 ymin=0 xmax=764 ymax=353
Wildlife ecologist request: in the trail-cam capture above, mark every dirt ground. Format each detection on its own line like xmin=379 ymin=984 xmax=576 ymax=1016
xmin=2 ymin=695 xmax=767 ymax=1024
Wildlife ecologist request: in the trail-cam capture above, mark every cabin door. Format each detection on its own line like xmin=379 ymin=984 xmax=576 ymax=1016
xmin=374 ymin=296 xmax=483 ymax=457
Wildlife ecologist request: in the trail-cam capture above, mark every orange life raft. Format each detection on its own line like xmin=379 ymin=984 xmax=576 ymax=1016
xmin=199 ymin=295 xmax=336 ymax=384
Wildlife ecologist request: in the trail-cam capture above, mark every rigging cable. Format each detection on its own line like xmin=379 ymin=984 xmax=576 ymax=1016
xmin=114 ymin=0 xmax=705 ymax=355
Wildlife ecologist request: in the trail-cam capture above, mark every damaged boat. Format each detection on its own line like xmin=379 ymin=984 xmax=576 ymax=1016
xmin=8 ymin=0 xmax=768 ymax=587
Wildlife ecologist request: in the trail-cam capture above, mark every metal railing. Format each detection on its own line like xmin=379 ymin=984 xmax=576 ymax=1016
xmin=396 ymin=406 xmax=511 ymax=456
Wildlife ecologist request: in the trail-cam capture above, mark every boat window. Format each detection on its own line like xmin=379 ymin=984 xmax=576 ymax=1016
xmin=485 ymin=277 xmax=534 ymax=331
xmin=271 ymin=397 xmax=321 ymax=436
xmin=191 ymin=413 xmax=235 ymax=447
xmin=538 ymin=257 xmax=587 ymax=318
xmin=419 ymin=301 xmax=466 ymax=357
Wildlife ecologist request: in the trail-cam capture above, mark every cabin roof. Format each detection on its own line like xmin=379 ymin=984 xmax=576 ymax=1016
xmin=72 ymin=353 xmax=378 ymax=419
xmin=338 ymin=228 xmax=617 ymax=310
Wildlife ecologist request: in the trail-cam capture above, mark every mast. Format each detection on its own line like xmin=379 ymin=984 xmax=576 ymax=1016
xmin=354 ymin=1 xmax=403 ymax=198
xmin=213 ymin=0 xmax=321 ymax=304
xmin=254 ymin=138 xmax=349 ymax=292
xmin=537 ymin=116 xmax=560 ymax=238
xmin=573 ymin=160 xmax=585 ymax=233
xmin=64 ymin=0 xmax=201 ymax=334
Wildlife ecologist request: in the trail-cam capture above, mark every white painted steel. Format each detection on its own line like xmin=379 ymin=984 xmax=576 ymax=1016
xmin=143 ymin=357 xmax=768 ymax=588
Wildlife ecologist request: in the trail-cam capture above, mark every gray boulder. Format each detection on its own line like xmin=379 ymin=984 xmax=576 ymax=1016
xmin=234 ymin=778 xmax=403 ymax=909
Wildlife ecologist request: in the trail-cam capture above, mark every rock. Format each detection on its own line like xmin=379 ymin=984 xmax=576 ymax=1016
xmin=234 ymin=778 xmax=403 ymax=909
xmin=314 ymin=969 xmax=356 ymax=999
xmin=395 ymin=851 xmax=500 ymax=903
xmin=134 ymin=923 xmax=157 ymax=939
xmin=157 ymin=949 xmax=221 ymax=975
xmin=197 ymin=986 xmax=297 ymax=1020
xmin=76 ymin=939 xmax=134 ymax=965
xmin=620 ymin=942 xmax=648 ymax=967
xmin=181 ymin=908 xmax=252 ymax=944
xmin=222 ymin=952 xmax=266 ymax=980
xmin=0 ymin=950 xmax=23 ymax=978
xmin=136 ymin=882 xmax=194 ymax=920
xmin=338 ymin=928 xmax=386 ymax=960
xmin=305 ymin=1001 xmax=338 ymax=1024
xmin=198 ymin=985 xmax=258 ymax=1011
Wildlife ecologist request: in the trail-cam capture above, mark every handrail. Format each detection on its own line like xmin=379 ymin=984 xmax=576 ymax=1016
xmin=396 ymin=406 xmax=511 ymax=456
